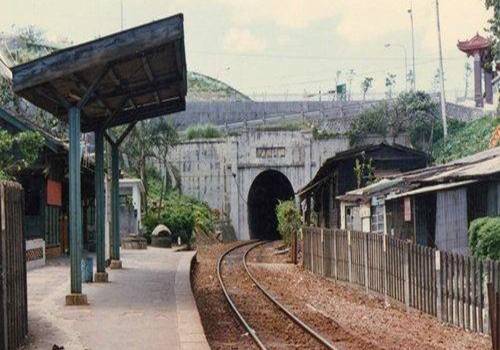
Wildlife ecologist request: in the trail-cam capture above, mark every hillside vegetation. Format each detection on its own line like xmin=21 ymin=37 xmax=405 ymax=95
xmin=432 ymin=116 xmax=500 ymax=164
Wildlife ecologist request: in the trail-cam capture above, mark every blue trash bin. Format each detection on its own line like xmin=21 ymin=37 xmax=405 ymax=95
xmin=81 ymin=257 xmax=93 ymax=283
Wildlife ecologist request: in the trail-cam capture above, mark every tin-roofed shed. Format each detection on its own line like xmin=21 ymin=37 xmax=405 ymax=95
xmin=11 ymin=14 xmax=187 ymax=305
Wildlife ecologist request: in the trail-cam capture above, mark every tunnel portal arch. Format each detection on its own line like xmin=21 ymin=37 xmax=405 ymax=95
xmin=247 ymin=169 xmax=295 ymax=240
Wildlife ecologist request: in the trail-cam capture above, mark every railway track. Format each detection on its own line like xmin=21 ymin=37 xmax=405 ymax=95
xmin=217 ymin=240 xmax=338 ymax=350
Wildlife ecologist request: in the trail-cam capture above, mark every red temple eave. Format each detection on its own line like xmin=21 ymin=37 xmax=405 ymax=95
xmin=457 ymin=33 xmax=492 ymax=56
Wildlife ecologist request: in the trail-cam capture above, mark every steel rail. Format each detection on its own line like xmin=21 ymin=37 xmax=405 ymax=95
xmin=217 ymin=241 xmax=267 ymax=350
xmin=243 ymin=241 xmax=339 ymax=350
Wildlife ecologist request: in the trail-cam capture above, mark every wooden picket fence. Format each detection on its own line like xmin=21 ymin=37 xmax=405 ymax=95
xmin=489 ymin=283 xmax=500 ymax=350
xmin=303 ymin=226 xmax=500 ymax=335
xmin=0 ymin=181 xmax=28 ymax=350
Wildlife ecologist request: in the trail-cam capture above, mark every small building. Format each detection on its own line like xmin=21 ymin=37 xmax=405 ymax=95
xmin=337 ymin=147 xmax=500 ymax=255
xmin=119 ymin=178 xmax=145 ymax=236
xmin=0 ymin=107 xmax=95 ymax=262
xmin=298 ymin=143 xmax=428 ymax=229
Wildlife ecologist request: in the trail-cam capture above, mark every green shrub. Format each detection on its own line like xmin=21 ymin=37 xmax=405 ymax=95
xmin=468 ymin=217 xmax=500 ymax=260
xmin=142 ymin=192 xmax=214 ymax=245
xmin=185 ymin=124 xmax=222 ymax=140
xmin=276 ymin=200 xmax=302 ymax=246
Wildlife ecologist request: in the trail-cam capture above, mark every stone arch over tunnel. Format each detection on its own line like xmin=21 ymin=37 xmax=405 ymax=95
xmin=247 ymin=170 xmax=295 ymax=240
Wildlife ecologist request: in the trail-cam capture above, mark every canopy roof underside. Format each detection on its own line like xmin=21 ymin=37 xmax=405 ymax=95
xmin=12 ymin=14 xmax=187 ymax=132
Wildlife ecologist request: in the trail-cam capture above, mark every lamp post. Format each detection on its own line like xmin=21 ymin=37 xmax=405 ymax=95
xmin=385 ymin=43 xmax=408 ymax=92
xmin=435 ymin=0 xmax=448 ymax=138
xmin=408 ymin=1 xmax=417 ymax=90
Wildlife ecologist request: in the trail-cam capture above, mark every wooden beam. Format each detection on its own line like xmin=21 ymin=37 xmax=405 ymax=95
xmin=93 ymin=72 xmax=180 ymax=101
xmin=141 ymin=56 xmax=160 ymax=103
xmin=102 ymin=97 xmax=185 ymax=129
xmin=116 ymin=121 xmax=137 ymax=145
xmin=72 ymin=73 xmax=113 ymax=115
xmin=12 ymin=14 xmax=184 ymax=91
xmin=104 ymin=131 xmax=116 ymax=146
xmin=109 ymin=67 xmax=138 ymax=109
xmin=77 ymin=66 xmax=109 ymax=109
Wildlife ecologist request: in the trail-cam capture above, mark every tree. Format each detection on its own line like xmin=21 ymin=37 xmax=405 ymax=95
xmin=0 ymin=27 xmax=66 ymax=138
xmin=348 ymin=91 xmax=439 ymax=152
xmin=385 ymin=73 xmax=397 ymax=99
xmin=151 ymin=120 xmax=179 ymax=215
xmin=485 ymin=0 xmax=500 ymax=112
xmin=121 ymin=120 xmax=157 ymax=213
xmin=360 ymin=77 xmax=374 ymax=100
xmin=432 ymin=68 xmax=442 ymax=93
xmin=0 ymin=130 xmax=44 ymax=179
xmin=463 ymin=62 xmax=472 ymax=100
xmin=347 ymin=69 xmax=356 ymax=100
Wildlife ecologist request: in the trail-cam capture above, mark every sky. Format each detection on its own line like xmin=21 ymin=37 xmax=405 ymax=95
xmin=0 ymin=0 xmax=493 ymax=101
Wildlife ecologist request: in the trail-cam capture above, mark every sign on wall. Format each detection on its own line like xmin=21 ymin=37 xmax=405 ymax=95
xmin=404 ymin=197 xmax=411 ymax=222
xmin=47 ymin=180 xmax=62 ymax=206
xmin=256 ymin=147 xmax=286 ymax=159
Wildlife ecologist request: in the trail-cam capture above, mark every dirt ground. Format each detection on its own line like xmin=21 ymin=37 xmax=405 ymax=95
xmin=191 ymin=242 xmax=256 ymax=349
xmin=247 ymin=241 xmax=492 ymax=350
xmin=192 ymin=241 xmax=492 ymax=350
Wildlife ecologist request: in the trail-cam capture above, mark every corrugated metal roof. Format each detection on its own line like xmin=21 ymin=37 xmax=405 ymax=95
xmin=386 ymin=180 xmax=478 ymax=200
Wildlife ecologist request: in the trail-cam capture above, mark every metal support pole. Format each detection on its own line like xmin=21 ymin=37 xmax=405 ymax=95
xmin=110 ymin=143 xmax=121 ymax=264
xmin=435 ymin=0 xmax=448 ymax=138
xmin=66 ymin=107 xmax=87 ymax=305
xmin=94 ymin=128 xmax=108 ymax=282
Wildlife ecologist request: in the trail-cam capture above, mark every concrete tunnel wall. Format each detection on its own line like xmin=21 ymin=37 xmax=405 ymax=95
xmin=170 ymin=130 xmax=411 ymax=240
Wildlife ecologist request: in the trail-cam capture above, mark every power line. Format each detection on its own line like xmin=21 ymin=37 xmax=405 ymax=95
xmin=243 ymin=57 xmax=443 ymax=90
xmin=189 ymin=50 xmax=464 ymax=62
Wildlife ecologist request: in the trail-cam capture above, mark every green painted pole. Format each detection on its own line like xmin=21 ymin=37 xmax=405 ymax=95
xmin=111 ymin=143 xmax=120 ymax=261
xmin=95 ymin=128 xmax=105 ymax=273
xmin=68 ymin=107 xmax=82 ymax=294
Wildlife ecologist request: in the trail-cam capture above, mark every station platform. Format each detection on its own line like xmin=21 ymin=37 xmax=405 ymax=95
xmin=22 ymin=247 xmax=209 ymax=350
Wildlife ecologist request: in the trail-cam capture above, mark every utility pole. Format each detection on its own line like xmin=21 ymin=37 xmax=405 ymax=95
xmin=435 ymin=0 xmax=448 ymax=138
xmin=120 ymin=0 xmax=124 ymax=30
xmin=408 ymin=0 xmax=416 ymax=91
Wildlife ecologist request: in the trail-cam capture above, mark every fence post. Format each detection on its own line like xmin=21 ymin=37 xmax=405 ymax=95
xmin=309 ymin=230 xmax=316 ymax=272
xmin=348 ymin=230 xmax=352 ymax=283
xmin=404 ymin=242 xmax=410 ymax=312
xmin=436 ymin=250 xmax=442 ymax=322
xmin=321 ymin=228 xmax=325 ymax=276
xmin=484 ymin=261 xmax=491 ymax=335
xmin=0 ymin=183 xmax=7 ymax=350
xmin=364 ymin=232 xmax=369 ymax=293
xmin=333 ymin=229 xmax=337 ymax=280
xmin=383 ymin=233 xmax=388 ymax=307
xmin=487 ymin=283 xmax=497 ymax=350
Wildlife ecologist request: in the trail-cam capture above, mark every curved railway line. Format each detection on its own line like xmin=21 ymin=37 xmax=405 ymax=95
xmin=217 ymin=240 xmax=338 ymax=350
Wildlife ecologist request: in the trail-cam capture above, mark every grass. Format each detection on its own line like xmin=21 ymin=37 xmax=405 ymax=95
xmin=432 ymin=116 xmax=500 ymax=164
xmin=185 ymin=124 xmax=223 ymax=140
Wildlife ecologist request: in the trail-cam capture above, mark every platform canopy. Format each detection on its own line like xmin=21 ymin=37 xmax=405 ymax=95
xmin=11 ymin=13 xmax=187 ymax=132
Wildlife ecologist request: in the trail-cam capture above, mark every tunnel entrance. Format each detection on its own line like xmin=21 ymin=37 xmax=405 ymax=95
xmin=247 ymin=170 xmax=295 ymax=240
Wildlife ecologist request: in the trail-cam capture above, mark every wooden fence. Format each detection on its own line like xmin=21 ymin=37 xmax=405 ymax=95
xmin=489 ymin=283 xmax=500 ymax=350
xmin=303 ymin=226 xmax=500 ymax=335
xmin=0 ymin=181 xmax=28 ymax=350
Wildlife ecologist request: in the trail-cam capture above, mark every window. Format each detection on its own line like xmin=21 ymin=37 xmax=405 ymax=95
xmin=371 ymin=204 xmax=385 ymax=233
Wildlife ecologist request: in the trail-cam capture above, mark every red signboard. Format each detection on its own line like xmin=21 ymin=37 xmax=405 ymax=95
xmin=47 ymin=180 xmax=62 ymax=206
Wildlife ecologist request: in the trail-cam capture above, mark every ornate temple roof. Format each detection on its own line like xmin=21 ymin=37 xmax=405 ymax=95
xmin=457 ymin=33 xmax=492 ymax=55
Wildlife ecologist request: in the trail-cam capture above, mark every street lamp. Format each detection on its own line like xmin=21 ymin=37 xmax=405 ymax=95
xmin=408 ymin=1 xmax=417 ymax=90
xmin=385 ymin=43 xmax=408 ymax=92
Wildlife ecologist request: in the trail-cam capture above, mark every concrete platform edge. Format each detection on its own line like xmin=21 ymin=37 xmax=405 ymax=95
xmin=174 ymin=251 xmax=210 ymax=350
